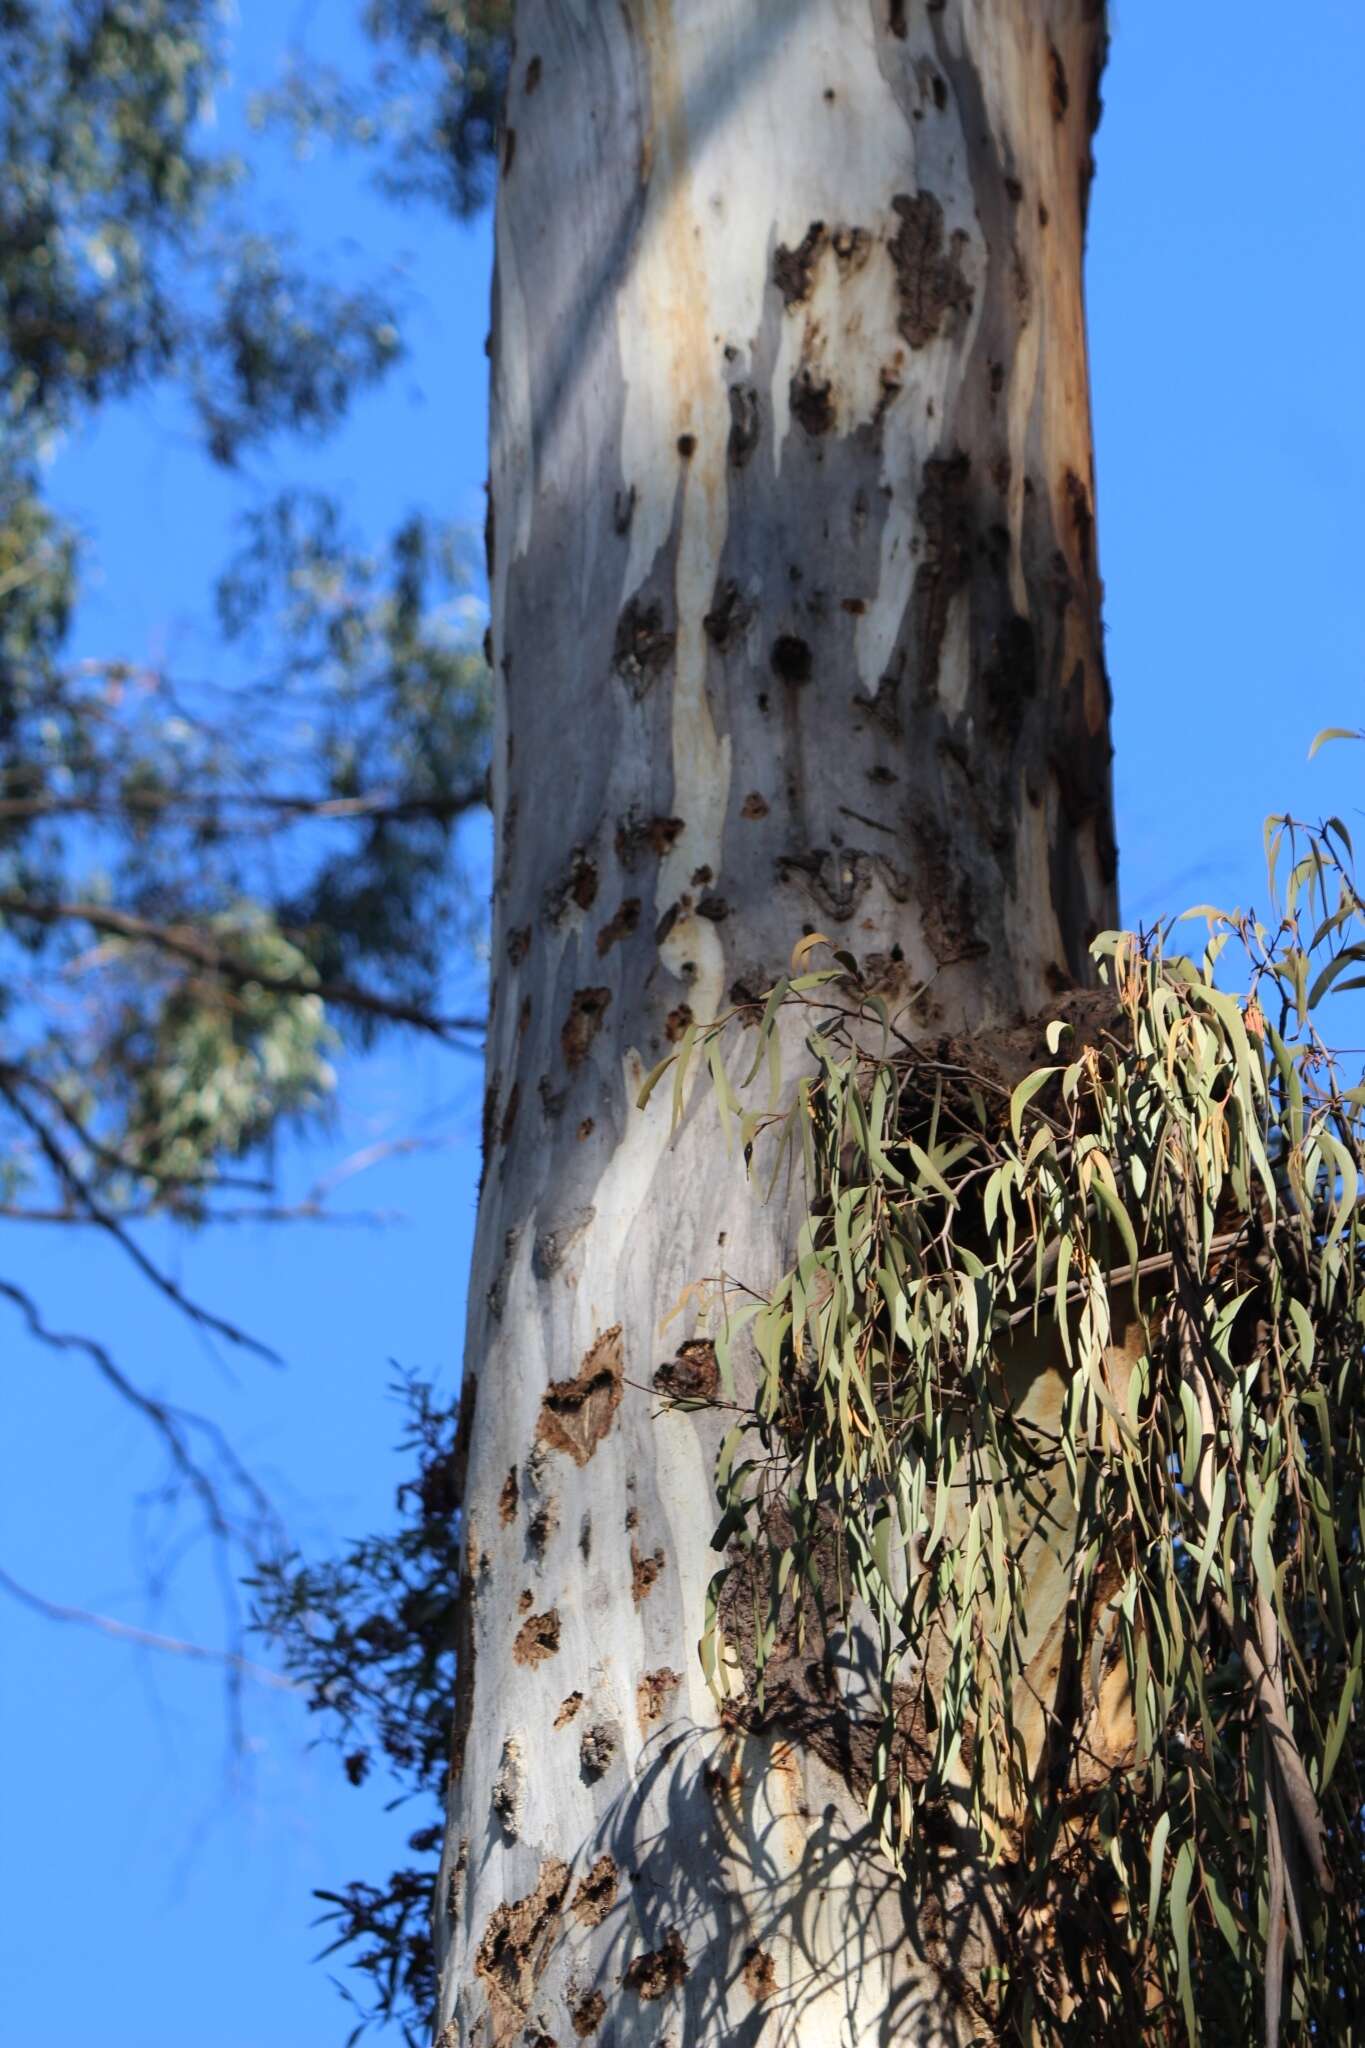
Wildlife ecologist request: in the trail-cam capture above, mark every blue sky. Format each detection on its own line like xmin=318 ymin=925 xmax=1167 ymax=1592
xmin=2 ymin=4 xmax=1363 ymax=2044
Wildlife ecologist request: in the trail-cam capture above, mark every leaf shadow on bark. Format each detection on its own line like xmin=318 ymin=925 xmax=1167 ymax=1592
xmin=567 ymin=1709 xmax=987 ymax=2047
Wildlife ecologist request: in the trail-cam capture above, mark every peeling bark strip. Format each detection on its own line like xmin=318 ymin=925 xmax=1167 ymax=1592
xmin=474 ymin=1858 xmax=570 ymax=2046
xmin=536 ymin=1325 xmax=623 ymax=1466
xmin=440 ymin=0 xmax=1116 ymax=2040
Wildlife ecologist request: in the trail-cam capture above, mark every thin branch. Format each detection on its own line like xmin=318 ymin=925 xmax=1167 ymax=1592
xmin=0 ymin=784 xmax=486 ymax=826
xmin=0 ymin=1075 xmax=283 ymax=1365
xmin=0 ymin=1275 xmax=276 ymax=1547
xmin=0 ymin=1566 xmax=300 ymax=1692
xmin=0 ymin=893 xmax=485 ymax=1042
xmin=0 ymin=1201 xmax=399 ymax=1226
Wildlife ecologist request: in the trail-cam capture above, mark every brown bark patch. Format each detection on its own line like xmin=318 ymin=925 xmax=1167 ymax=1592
xmin=529 ymin=1495 xmax=560 ymax=1558
xmin=596 ymin=897 xmax=641 ymax=956
xmin=790 ymin=367 xmax=835 ymax=435
xmin=613 ymin=595 xmax=675 ymax=695
xmin=579 ymin=1721 xmax=619 ymax=1782
xmin=741 ymin=791 xmax=769 ymax=820
xmin=545 ymin=846 xmax=599 ymax=922
xmin=1048 ymin=41 xmax=1070 ymax=120
xmin=536 ymin=1326 xmax=623 ymax=1467
xmin=507 ymin=925 xmax=531 ymax=965
xmin=637 ymin=1667 xmax=682 ymax=1730
xmin=615 ymin=811 xmax=684 ymax=870
xmin=498 ymin=1466 xmax=519 ymax=1525
xmin=910 ymin=815 xmax=986 ymax=965
xmin=474 ymin=1856 xmax=571 ymax=2046
xmin=571 ymin=1991 xmax=606 ymax=2038
xmin=513 ymin=1608 xmax=561 ymax=1667
xmin=663 ymin=1004 xmax=693 ymax=1043
xmin=888 ymin=192 xmax=973 ymax=349
xmin=727 ymin=384 xmax=760 ymax=467
xmin=743 ymin=1946 xmax=778 ymax=2002
xmin=773 ymin=221 xmax=826 ymax=305
xmin=653 ymin=1340 xmax=719 ymax=1406
xmin=631 ymin=1540 xmax=666 ymax=1606
xmin=702 ymin=577 xmax=751 ymax=649
xmin=554 ymin=1691 xmax=584 ymax=1729
xmin=910 ymin=451 xmax=973 ymax=698
xmin=561 ymin=988 xmax=612 ymax=1069
xmin=571 ymin=1854 xmax=619 ymax=1930
xmin=623 ymin=1929 xmax=689 ymax=2001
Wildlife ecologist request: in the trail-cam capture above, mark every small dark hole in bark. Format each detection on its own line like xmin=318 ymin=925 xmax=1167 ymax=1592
xmin=771 ymin=634 xmax=813 ymax=685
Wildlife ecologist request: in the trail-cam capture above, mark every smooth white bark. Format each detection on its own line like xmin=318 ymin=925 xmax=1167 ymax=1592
xmin=439 ymin=5 xmax=1113 ymax=2042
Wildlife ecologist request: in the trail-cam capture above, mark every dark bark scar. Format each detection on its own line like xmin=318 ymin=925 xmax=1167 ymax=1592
xmin=536 ymin=1325 xmax=623 ymax=1466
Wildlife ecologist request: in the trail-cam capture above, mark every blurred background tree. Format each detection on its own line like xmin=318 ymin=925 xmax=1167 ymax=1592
xmin=0 ymin=14 xmax=507 ymax=2035
xmin=0 ymin=0 xmax=509 ymax=1530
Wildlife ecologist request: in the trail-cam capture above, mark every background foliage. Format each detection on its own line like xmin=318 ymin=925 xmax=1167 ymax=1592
xmin=1 ymin=6 xmax=504 ymax=2034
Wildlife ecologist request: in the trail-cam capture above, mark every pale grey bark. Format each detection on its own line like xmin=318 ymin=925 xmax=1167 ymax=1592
xmin=437 ymin=4 xmax=1114 ymax=2042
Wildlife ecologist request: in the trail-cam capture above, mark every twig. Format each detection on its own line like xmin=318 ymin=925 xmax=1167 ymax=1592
xmin=0 ymin=1075 xmax=283 ymax=1365
xmin=0 ymin=1566 xmax=299 ymax=1692
xmin=0 ymin=894 xmax=485 ymax=1043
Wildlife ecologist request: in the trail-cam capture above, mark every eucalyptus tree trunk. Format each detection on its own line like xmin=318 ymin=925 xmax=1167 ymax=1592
xmin=436 ymin=3 xmax=1115 ymax=2042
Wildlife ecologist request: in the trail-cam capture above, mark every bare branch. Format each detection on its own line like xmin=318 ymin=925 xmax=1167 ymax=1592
xmin=0 ymin=783 xmax=486 ymax=827
xmin=0 ymin=893 xmax=486 ymax=1042
xmin=0 ymin=1074 xmax=283 ymax=1365
xmin=0 ymin=1276 xmax=277 ymax=1548
xmin=0 ymin=1566 xmax=300 ymax=1692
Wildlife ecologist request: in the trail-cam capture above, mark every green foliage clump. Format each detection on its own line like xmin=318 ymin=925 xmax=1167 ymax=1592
xmin=643 ymin=806 xmax=1365 ymax=2044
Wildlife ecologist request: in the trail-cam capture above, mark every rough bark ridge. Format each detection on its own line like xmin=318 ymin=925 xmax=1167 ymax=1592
xmin=438 ymin=3 xmax=1114 ymax=2041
